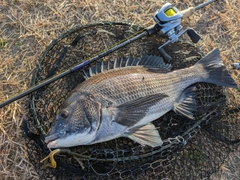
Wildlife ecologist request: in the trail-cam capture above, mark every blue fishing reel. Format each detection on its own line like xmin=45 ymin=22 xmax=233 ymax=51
xmin=153 ymin=3 xmax=201 ymax=61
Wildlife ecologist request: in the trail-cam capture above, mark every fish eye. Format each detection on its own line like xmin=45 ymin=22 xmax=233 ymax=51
xmin=60 ymin=110 xmax=69 ymax=119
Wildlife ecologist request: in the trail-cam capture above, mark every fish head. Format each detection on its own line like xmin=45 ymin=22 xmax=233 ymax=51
xmin=45 ymin=92 xmax=101 ymax=148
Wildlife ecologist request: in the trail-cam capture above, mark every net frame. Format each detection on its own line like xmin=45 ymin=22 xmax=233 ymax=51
xmin=24 ymin=21 xmax=240 ymax=179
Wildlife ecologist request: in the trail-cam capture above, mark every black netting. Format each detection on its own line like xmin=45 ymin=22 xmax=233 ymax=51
xmin=23 ymin=22 xmax=240 ymax=179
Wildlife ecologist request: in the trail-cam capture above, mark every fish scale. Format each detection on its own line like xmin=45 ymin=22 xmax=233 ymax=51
xmin=81 ymin=68 xmax=189 ymax=106
xmin=45 ymin=49 xmax=237 ymax=148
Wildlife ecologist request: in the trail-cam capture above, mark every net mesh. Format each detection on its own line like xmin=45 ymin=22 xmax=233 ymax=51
xmin=23 ymin=22 xmax=240 ymax=179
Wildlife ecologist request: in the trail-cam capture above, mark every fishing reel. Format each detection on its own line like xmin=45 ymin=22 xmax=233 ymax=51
xmin=154 ymin=3 xmax=201 ymax=61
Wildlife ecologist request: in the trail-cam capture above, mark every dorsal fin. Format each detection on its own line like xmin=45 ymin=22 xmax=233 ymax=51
xmin=82 ymin=55 xmax=172 ymax=79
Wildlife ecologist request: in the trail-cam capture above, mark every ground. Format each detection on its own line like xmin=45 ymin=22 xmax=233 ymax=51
xmin=0 ymin=0 xmax=239 ymax=179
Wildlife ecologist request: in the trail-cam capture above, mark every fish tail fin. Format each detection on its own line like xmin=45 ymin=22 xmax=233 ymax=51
xmin=195 ymin=48 xmax=237 ymax=88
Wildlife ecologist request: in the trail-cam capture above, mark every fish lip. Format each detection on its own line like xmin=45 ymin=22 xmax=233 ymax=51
xmin=44 ymin=131 xmax=65 ymax=144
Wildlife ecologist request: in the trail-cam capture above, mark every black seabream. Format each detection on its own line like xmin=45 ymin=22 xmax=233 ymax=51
xmin=45 ymin=48 xmax=237 ymax=148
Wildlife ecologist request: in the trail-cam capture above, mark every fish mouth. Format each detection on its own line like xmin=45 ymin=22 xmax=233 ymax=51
xmin=45 ymin=131 xmax=66 ymax=146
xmin=45 ymin=133 xmax=60 ymax=144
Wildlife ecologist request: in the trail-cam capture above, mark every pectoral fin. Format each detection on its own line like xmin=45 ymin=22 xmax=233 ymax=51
xmin=174 ymin=86 xmax=196 ymax=119
xmin=125 ymin=123 xmax=163 ymax=147
xmin=109 ymin=93 xmax=168 ymax=126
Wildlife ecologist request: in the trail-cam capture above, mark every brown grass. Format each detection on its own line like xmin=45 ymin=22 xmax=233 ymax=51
xmin=210 ymin=146 xmax=240 ymax=180
xmin=0 ymin=0 xmax=239 ymax=179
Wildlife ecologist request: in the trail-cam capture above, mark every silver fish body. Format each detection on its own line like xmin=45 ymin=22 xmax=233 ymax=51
xmin=45 ymin=48 xmax=237 ymax=148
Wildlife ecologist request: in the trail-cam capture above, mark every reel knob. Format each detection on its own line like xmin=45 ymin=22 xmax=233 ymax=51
xmin=187 ymin=29 xmax=201 ymax=43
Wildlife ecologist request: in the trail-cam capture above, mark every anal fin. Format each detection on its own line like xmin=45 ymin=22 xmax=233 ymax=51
xmin=125 ymin=123 xmax=163 ymax=147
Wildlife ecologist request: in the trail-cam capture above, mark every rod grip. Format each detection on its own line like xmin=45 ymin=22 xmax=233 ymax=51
xmin=180 ymin=7 xmax=195 ymax=18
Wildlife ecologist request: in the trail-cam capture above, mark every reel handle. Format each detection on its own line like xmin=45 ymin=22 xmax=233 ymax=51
xmin=158 ymin=47 xmax=172 ymax=62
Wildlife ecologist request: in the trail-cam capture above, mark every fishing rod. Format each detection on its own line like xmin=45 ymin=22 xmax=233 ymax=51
xmin=0 ymin=0 xmax=216 ymax=108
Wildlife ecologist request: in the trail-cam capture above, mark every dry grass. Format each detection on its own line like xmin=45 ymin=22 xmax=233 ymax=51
xmin=210 ymin=146 xmax=240 ymax=180
xmin=0 ymin=0 xmax=239 ymax=179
